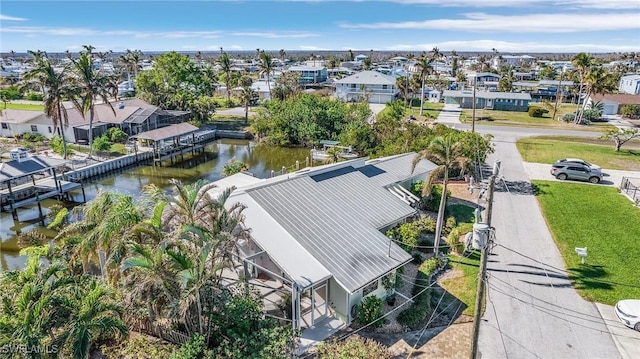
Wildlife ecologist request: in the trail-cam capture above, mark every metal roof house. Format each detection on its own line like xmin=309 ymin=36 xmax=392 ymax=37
xmin=443 ymin=90 xmax=532 ymax=112
xmin=211 ymin=153 xmax=436 ymax=333
xmin=334 ymin=70 xmax=399 ymax=104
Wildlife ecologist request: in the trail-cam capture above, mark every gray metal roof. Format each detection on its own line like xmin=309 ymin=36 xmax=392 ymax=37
xmin=334 ymin=70 xmax=397 ymax=86
xmin=131 ymin=123 xmax=199 ymax=142
xmin=246 ymin=165 xmax=415 ymax=293
xmin=364 ymin=153 xmax=438 ymax=187
xmin=0 ymin=155 xmax=68 ymax=182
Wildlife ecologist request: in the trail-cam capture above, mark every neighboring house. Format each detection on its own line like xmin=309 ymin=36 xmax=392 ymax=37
xmin=618 ymin=75 xmax=640 ymax=95
xmin=250 ymin=81 xmax=272 ymax=100
xmin=211 ymin=153 xmax=435 ymax=331
xmin=0 ymin=99 xmax=190 ymax=144
xmin=491 ymin=55 xmax=535 ymax=70
xmin=443 ymin=90 xmax=532 ymax=111
xmin=588 ymin=93 xmax=640 ymax=115
xmin=286 ymin=66 xmax=328 ymax=85
xmin=340 ymin=61 xmax=363 ymax=72
xmin=466 ymin=72 xmax=501 ymax=90
xmin=427 ymin=89 xmax=442 ymax=103
xmin=355 ymin=54 xmax=368 ymax=62
xmin=334 ymin=70 xmax=399 ymax=104
xmin=0 ymin=109 xmax=48 ymax=138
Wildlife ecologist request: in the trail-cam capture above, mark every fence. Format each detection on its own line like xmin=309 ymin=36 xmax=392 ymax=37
xmin=127 ymin=318 xmax=190 ymax=345
xmin=620 ymin=177 xmax=640 ymax=205
xmin=269 ymin=157 xmax=311 ymax=177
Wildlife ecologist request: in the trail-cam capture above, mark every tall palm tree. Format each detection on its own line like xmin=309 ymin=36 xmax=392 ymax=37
xmin=416 ymin=55 xmax=433 ymax=116
xmin=56 ymin=279 xmax=128 ymax=359
xmin=412 ymin=133 xmax=471 ymax=256
xmin=22 ymin=50 xmax=73 ymax=158
xmin=71 ymin=45 xmax=118 ymax=158
xmin=571 ymin=52 xmax=595 ymax=124
xmin=279 ymin=49 xmax=286 ymax=61
xmin=218 ymin=52 xmax=233 ymax=104
xmin=259 ymin=51 xmax=274 ymax=99
xmin=396 ymin=76 xmax=411 ymax=107
xmin=239 ymin=86 xmax=256 ymax=125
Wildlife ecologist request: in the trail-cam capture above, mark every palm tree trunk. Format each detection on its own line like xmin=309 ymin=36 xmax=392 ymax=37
xmin=57 ymin=104 xmax=69 ymax=159
xmin=98 ymin=249 xmax=107 ymax=282
xmin=433 ymin=170 xmax=449 ymax=256
xmin=419 ymin=77 xmax=425 ymax=116
xmin=88 ymin=106 xmax=95 ymax=158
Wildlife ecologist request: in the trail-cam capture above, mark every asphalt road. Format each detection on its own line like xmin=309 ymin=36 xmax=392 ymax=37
xmin=476 ymin=131 xmax=628 ymax=359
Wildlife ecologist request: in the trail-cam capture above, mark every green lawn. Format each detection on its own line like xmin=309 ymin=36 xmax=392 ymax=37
xmin=533 ymin=180 xmax=640 ymax=305
xmin=459 ymin=103 xmax=615 ymax=132
xmin=449 ymin=204 xmax=476 ymax=224
xmin=407 ymin=101 xmax=444 ymax=120
xmin=517 ymin=135 xmax=640 ymax=171
xmin=2 ymin=102 xmax=45 ymax=111
xmin=206 ymin=116 xmax=250 ymax=131
xmin=440 ymin=251 xmax=481 ymax=316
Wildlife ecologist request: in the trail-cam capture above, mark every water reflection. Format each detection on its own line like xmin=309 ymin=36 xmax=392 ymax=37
xmin=0 ymin=139 xmax=311 ymax=272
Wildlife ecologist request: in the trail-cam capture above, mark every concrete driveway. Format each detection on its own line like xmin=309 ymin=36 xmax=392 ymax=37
xmin=595 ymin=303 xmax=640 ymax=359
xmin=522 ymin=162 xmax=640 ymax=187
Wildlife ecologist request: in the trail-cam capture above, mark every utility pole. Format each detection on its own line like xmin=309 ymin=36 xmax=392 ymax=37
xmin=469 ymin=160 xmax=500 ymax=359
xmin=472 ymin=76 xmax=477 ymax=133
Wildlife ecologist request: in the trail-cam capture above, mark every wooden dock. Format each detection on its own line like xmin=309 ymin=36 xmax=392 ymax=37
xmin=1 ymin=177 xmax=84 ymax=213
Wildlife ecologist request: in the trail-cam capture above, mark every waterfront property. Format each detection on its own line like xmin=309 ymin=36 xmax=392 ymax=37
xmin=334 ymin=70 xmax=399 ymax=104
xmin=0 ymin=98 xmax=191 ymax=144
xmin=0 ymin=147 xmax=84 ymax=220
xmin=443 ymin=90 xmax=532 ymax=112
xmin=286 ymin=65 xmax=328 ymax=85
xmin=213 ymin=153 xmax=436 ymax=337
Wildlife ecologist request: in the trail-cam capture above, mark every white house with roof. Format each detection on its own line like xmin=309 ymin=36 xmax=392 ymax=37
xmin=334 ymin=70 xmax=399 ymax=104
xmin=0 ymin=109 xmax=49 ymax=138
xmin=286 ymin=65 xmax=328 ymax=85
xmin=210 ymin=153 xmax=435 ymax=332
xmin=619 ymin=75 xmax=640 ymax=95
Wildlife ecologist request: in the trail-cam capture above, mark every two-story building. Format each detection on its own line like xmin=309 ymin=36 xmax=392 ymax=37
xmin=286 ymin=65 xmax=328 ymax=85
xmin=334 ymin=70 xmax=399 ymax=104
xmin=619 ymin=75 xmax=640 ymax=95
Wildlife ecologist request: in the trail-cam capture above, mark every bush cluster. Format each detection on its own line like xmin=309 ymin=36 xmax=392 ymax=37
xmin=397 ymin=256 xmax=445 ymax=329
xmin=358 ymin=295 xmax=383 ymax=329
xmin=528 ymin=107 xmax=548 ymax=118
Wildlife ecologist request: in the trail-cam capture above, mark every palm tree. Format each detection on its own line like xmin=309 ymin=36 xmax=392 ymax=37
xmin=412 ymin=133 xmax=471 ymax=256
xmin=56 ymin=279 xmax=128 ymax=359
xmin=71 ymin=45 xmax=118 ymax=158
xmin=279 ymin=49 xmax=286 ymax=61
xmin=259 ymin=51 xmax=274 ymax=99
xmin=416 ymin=55 xmax=433 ymax=116
xmin=218 ymin=52 xmax=233 ymax=104
xmin=396 ymin=76 xmax=411 ymax=107
xmin=571 ymin=52 xmax=595 ymax=124
xmin=57 ymin=190 xmax=142 ymax=282
xmin=239 ymin=86 xmax=256 ymax=125
xmin=22 ymin=50 xmax=73 ymax=158
xmin=121 ymin=242 xmax=179 ymax=322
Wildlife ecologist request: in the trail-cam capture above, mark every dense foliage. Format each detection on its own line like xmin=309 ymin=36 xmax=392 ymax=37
xmin=357 ymin=296 xmax=384 ymax=329
xmin=251 ymin=93 xmax=371 ymax=147
xmin=136 ymin=52 xmax=218 ymax=124
xmin=316 ymin=336 xmax=392 ymax=359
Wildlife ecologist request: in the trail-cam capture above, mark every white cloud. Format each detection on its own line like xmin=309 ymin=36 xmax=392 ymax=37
xmin=298 ymin=45 xmax=330 ymax=51
xmin=0 ymin=14 xmax=27 ymax=21
xmin=229 ymin=31 xmax=318 ymax=39
xmin=385 ymin=39 xmax=640 ymax=53
xmin=340 ymin=12 xmax=640 ymax=33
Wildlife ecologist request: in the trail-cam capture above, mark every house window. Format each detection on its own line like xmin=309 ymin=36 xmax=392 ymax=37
xmin=350 ymin=84 xmax=356 ymax=89
xmin=1 ymin=123 xmax=7 ymax=129
xmin=30 ymin=125 xmax=38 ymax=132
xmin=382 ymin=85 xmax=388 ymax=90
xmin=48 ymin=126 xmax=52 ymax=133
xmin=362 ymin=279 xmax=379 ymax=297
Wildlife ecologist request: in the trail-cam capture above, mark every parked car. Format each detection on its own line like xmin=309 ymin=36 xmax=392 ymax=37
xmin=550 ymin=162 xmax=603 ymax=184
xmin=554 ymin=158 xmax=601 ymax=170
xmin=615 ymin=299 xmax=640 ymax=331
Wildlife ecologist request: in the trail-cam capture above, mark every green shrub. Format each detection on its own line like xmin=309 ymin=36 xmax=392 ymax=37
xmin=528 ymin=107 xmax=548 ymax=118
xmin=169 ymin=334 xmax=213 ymax=359
xmin=420 ymin=256 xmax=445 ymax=277
xmin=397 ymin=261 xmax=433 ymax=329
xmin=444 ymin=216 xmax=457 ymax=235
xmin=22 ymin=131 xmax=44 ymax=142
xmin=425 ymin=185 xmax=450 ymax=212
xmin=621 ymin=104 xmax=640 ymax=118
xmin=412 ymin=252 xmax=424 ymax=264
xmin=25 ymin=91 xmax=43 ymax=101
xmin=447 ymin=223 xmax=474 ymax=254
xmin=358 ymin=295 xmax=383 ymax=328
xmin=562 ymin=113 xmax=576 ymax=123
xmin=316 ymin=336 xmax=392 ymax=359
xmin=50 ymin=135 xmax=66 ymax=156
xmin=105 ymin=127 xmax=129 ymax=143
xmin=93 ymin=135 xmax=113 ymax=152
xmin=411 ymin=180 xmax=425 ymax=197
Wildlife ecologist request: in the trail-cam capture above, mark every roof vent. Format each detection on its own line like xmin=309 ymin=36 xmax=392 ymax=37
xmin=117 ymin=102 xmax=125 ymax=109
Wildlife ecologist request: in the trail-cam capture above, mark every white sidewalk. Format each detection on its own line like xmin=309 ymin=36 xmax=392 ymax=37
xmin=433 ymin=104 xmax=462 ymax=125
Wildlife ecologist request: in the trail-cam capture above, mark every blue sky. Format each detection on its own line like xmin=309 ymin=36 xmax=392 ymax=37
xmin=1 ymin=0 xmax=639 ymax=54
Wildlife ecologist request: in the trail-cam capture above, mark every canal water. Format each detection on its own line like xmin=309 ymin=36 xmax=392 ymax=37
xmin=0 ymin=139 xmax=312 ymax=272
